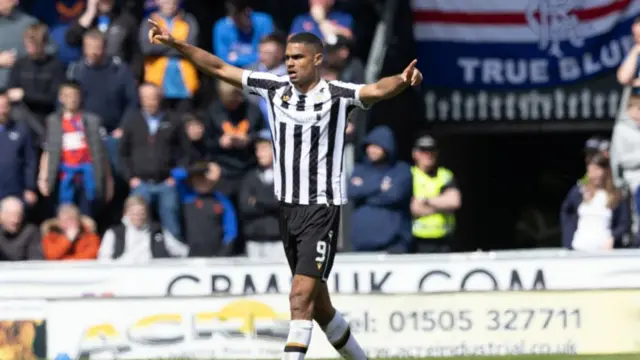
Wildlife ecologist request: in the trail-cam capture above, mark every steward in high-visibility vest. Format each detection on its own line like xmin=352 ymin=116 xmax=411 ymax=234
xmin=410 ymin=135 xmax=461 ymax=253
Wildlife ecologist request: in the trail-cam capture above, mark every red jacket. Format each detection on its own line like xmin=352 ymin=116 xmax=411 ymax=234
xmin=41 ymin=216 xmax=100 ymax=260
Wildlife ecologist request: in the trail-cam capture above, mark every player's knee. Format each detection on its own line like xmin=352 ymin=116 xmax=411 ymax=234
xmin=289 ymin=287 xmax=314 ymax=319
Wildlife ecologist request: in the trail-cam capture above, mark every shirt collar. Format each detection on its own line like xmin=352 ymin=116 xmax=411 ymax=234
xmin=143 ymin=111 xmax=163 ymax=121
xmin=291 ymin=79 xmax=327 ymax=97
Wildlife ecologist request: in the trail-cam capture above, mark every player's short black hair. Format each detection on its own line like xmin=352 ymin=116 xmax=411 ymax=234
xmin=59 ymin=80 xmax=81 ymax=92
xmin=288 ymin=32 xmax=324 ymax=53
xmin=226 ymin=0 xmax=251 ymax=12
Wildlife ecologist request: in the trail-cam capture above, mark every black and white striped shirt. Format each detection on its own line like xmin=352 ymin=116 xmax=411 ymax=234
xmin=242 ymin=70 xmax=369 ymax=205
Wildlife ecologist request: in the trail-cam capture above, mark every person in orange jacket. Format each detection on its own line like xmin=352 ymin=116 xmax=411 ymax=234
xmin=41 ymin=203 xmax=100 ymax=260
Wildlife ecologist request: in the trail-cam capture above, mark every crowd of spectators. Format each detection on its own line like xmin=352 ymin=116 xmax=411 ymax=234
xmin=7 ymin=0 xmax=640 ymax=262
xmin=558 ymin=17 xmax=640 ymax=252
xmin=0 ymin=0 xmax=397 ymax=262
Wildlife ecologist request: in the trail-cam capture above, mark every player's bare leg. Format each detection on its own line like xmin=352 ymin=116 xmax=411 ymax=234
xmin=314 ymin=282 xmax=368 ymax=360
xmin=282 ymin=274 xmax=319 ymax=359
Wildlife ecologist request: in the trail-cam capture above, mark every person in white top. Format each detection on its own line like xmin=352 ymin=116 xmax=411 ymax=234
xmin=561 ymin=154 xmax=630 ymax=251
xmin=98 ymin=195 xmax=189 ymax=262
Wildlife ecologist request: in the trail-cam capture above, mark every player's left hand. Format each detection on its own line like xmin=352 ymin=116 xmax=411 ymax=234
xmin=402 ymin=59 xmax=423 ymax=87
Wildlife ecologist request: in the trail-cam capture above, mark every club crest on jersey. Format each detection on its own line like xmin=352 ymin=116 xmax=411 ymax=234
xmin=282 ymin=95 xmax=290 ymax=102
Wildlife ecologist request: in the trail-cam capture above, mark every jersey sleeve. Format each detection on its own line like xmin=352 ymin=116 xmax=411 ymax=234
xmin=242 ymin=70 xmax=288 ymax=99
xmin=328 ymin=80 xmax=370 ymax=110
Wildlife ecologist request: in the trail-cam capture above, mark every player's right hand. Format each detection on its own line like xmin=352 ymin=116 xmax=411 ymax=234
xmin=148 ymin=19 xmax=174 ymax=45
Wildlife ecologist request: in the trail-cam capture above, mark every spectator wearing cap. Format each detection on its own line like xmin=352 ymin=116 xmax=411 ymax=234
xmin=182 ymin=113 xmax=211 ymax=165
xmin=290 ymin=0 xmax=353 ymax=45
xmin=238 ymin=129 xmax=280 ymax=259
xmin=98 ymin=195 xmax=189 ymax=262
xmin=612 ymin=95 xmax=640 ymax=192
xmin=410 ymin=135 xmax=461 ymax=253
xmin=0 ymin=196 xmax=42 ymax=261
xmin=617 ymin=17 xmax=640 ymax=93
xmin=561 ymin=153 xmax=630 ymax=251
xmin=38 ymin=81 xmax=114 ymax=217
xmin=213 ymin=0 xmax=275 ymax=69
xmin=0 ymin=1 xmax=37 ymax=91
xmin=66 ymin=0 xmax=142 ymax=80
xmin=139 ymin=0 xmax=199 ymax=112
xmin=322 ymin=36 xmax=364 ymax=84
xmin=119 ymin=83 xmax=187 ymax=241
xmin=0 ymin=93 xmax=37 ymax=206
xmin=246 ymin=33 xmax=286 ymax=126
xmin=172 ymin=162 xmax=238 ymax=257
xmin=7 ymin=23 xmax=65 ymax=124
xmin=348 ymin=126 xmax=412 ymax=253
xmin=205 ymin=80 xmax=264 ymax=198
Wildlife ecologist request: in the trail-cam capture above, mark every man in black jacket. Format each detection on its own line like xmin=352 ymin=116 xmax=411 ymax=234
xmin=205 ymin=80 xmax=264 ymax=198
xmin=119 ymin=83 xmax=186 ymax=240
xmin=0 ymin=196 xmax=42 ymax=261
xmin=238 ymin=129 xmax=281 ymax=259
xmin=7 ymin=23 xmax=65 ymax=123
xmin=65 ymin=0 xmax=141 ymax=80
xmin=67 ymin=29 xmax=138 ymax=136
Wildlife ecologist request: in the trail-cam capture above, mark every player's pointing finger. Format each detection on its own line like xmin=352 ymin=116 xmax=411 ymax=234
xmin=407 ymin=59 xmax=418 ymax=71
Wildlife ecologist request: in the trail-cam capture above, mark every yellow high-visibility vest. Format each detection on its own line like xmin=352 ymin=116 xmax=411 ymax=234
xmin=411 ymin=166 xmax=455 ymax=239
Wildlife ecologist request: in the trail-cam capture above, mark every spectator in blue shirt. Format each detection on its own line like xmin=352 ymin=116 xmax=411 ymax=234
xmin=290 ymin=0 xmax=353 ymax=45
xmin=213 ymin=0 xmax=275 ymax=68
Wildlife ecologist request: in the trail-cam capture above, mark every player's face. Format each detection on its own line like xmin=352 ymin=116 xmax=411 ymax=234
xmin=285 ymin=42 xmax=322 ymax=86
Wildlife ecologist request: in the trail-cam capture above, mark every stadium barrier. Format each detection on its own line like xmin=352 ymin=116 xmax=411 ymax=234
xmin=3 ymin=290 xmax=640 ymax=359
xmin=4 ymin=249 xmax=640 ymax=359
xmin=4 ymin=249 xmax=640 ymax=298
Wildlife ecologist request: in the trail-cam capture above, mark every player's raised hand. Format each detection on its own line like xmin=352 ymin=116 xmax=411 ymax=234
xmin=148 ymin=19 xmax=174 ymax=46
xmin=401 ymin=59 xmax=423 ymax=87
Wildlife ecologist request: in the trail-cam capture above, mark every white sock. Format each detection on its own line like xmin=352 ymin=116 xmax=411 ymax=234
xmin=282 ymin=319 xmax=313 ymax=360
xmin=321 ymin=312 xmax=368 ymax=360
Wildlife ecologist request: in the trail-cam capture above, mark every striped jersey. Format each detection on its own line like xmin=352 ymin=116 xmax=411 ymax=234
xmin=242 ymin=70 xmax=369 ymax=205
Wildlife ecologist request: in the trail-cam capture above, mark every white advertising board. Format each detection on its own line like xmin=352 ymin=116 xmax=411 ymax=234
xmin=4 ymin=250 xmax=640 ymax=298
xmin=46 ymin=290 xmax=640 ymax=359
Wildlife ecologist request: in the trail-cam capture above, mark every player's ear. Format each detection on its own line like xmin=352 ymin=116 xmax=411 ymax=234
xmin=314 ymin=52 xmax=323 ymax=67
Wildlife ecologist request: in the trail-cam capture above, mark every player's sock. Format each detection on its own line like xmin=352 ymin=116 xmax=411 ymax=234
xmin=282 ymin=319 xmax=313 ymax=360
xmin=321 ymin=311 xmax=368 ymax=360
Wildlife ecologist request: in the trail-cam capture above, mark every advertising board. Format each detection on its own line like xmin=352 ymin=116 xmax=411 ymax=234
xmin=0 ymin=300 xmax=47 ymax=360
xmin=46 ymin=290 xmax=640 ymax=359
xmin=5 ymin=250 xmax=640 ymax=298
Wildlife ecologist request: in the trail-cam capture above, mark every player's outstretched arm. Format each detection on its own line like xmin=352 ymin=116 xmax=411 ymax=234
xmin=359 ymin=59 xmax=423 ymax=107
xmin=147 ymin=19 xmax=244 ymax=88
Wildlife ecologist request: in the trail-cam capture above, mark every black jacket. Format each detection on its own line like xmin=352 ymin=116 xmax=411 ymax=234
xmin=65 ymin=8 xmax=142 ymax=79
xmin=238 ymin=168 xmax=280 ymax=241
xmin=7 ymin=55 xmax=65 ymax=119
xmin=67 ymin=57 xmax=139 ymax=132
xmin=0 ymin=224 xmax=42 ymax=261
xmin=205 ymin=100 xmax=264 ymax=178
xmin=119 ymin=110 xmax=186 ymax=181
